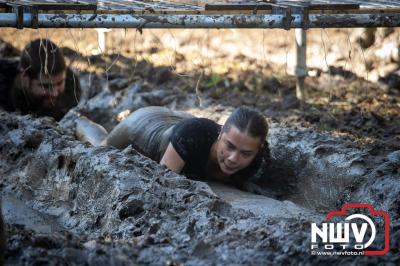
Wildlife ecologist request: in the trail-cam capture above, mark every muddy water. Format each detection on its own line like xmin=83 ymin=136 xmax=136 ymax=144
xmin=1 ymin=109 xmax=399 ymax=265
xmin=2 ymin=194 xmax=61 ymax=235
xmin=208 ymin=182 xmax=322 ymax=220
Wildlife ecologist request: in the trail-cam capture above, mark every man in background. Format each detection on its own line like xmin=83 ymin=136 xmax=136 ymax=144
xmin=0 ymin=38 xmax=81 ymax=121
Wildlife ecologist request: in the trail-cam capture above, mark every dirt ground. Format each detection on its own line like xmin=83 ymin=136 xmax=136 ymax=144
xmin=1 ymin=27 xmax=399 ymax=154
xmin=0 ymin=27 xmax=400 ymax=264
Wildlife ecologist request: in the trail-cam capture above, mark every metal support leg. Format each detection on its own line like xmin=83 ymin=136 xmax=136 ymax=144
xmin=295 ymin=28 xmax=307 ymax=101
xmin=95 ymin=28 xmax=111 ymax=54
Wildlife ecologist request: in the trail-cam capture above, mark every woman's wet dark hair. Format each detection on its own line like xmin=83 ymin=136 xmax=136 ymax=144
xmin=19 ymin=38 xmax=66 ymax=79
xmin=222 ymin=106 xmax=268 ymax=142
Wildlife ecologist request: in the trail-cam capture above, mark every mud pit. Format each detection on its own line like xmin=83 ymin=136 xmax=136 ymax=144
xmin=1 ymin=81 xmax=399 ymax=264
xmin=1 ymin=28 xmax=400 ymax=264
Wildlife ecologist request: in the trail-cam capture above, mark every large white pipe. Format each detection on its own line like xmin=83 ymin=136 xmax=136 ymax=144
xmin=0 ymin=13 xmax=399 ymax=28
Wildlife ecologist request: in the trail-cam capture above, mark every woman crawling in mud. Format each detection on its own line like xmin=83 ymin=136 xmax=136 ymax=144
xmin=75 ymin=106 xmax=270 ymax=187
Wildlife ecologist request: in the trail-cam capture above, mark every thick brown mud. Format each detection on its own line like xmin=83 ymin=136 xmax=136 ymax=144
xmin=0 ymin=104 xmax=399 ymax=264
xmin=1 ymin=29 xmax=400 ymax=264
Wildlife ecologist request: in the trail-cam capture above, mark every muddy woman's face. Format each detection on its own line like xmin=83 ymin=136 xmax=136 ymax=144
xmin=216 ymin=125 xmax=262 ymax=175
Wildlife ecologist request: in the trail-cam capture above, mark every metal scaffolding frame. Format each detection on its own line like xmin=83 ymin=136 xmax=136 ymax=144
xmin=0 ymin=0 xmax=399 ymax=29
xmin=1 ymin=0 xmax=399 ymax=100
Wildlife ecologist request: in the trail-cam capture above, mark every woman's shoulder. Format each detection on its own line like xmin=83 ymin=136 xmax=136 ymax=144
xmin=170 ymin=117 xmax=220 ymax=161
xmin=174 ymin=117 xmax=221 ymax=135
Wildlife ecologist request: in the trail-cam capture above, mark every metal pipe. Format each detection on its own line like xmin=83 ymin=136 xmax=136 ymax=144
xmin=295 ymin=28 xmax=307 ymax=101
xmin=0 ymin=13 xmax=400 ymax=28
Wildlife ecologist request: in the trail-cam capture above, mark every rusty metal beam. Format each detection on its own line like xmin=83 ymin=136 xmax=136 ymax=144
xmin=0 ymin=13 xmax=399 ymax=28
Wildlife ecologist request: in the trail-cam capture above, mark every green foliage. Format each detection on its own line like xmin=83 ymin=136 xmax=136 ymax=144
xmin=205 ymin=74 xmax=224 ymax=89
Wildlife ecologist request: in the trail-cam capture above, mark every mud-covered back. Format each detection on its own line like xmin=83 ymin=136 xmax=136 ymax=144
xmin=106 ymin=106 xmax=194 ymax=161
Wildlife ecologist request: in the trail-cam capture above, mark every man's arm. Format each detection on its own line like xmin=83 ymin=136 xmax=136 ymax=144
xmin=160 ymin=142 xmax=185 ymax=173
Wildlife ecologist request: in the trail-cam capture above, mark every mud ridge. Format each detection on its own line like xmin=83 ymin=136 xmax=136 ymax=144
xmin=1 ymin=110 xmax=399 ymax=265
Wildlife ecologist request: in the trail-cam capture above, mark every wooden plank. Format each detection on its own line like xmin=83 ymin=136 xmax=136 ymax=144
xmin=5 ymin=0 xmax=97 ymax=11
xmin=146 ymin=0 xmax=202 ymax=10
xmin=289 ymin=0 xmax=399 ymax=9
xmin=334 ymin=0 xmax=400 ymax=9
xmin=167 ymin=0 xmax=279 ymax=8
xmin=276 ymin=1 xmax=359 ymax=10
xmin=360 ymin=0 xmax=400 ymax=8
xmin=92 ymin=0 xmax=202 ymax=11
xmin=205 ymin=3 xmax=272 ymax=11
xmin=169 ymin=0 xmax=242 ymax=6
xmin=309 ymin=4 xmax=359 ymax=10
xmin=29 ymin=3 xmax=96 ymax=11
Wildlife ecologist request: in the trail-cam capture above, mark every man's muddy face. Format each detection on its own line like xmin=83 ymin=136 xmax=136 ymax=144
xmin=27 ymin=71 xmax=66 ymax=107
xmin=216 ymin=125 xmax=262 ymax=176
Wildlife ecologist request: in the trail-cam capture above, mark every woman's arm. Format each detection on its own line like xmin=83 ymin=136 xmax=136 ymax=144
xmin=160 ymin=142 xmax=185 ymax=173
